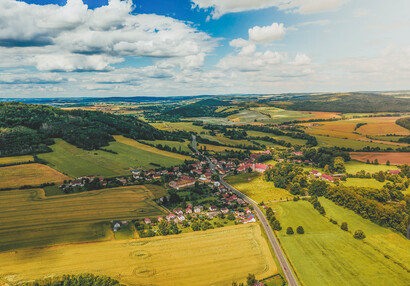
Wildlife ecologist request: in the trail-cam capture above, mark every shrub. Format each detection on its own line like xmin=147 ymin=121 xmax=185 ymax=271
xmin=353 ymin=230 xmax=366 ymax=239
xmin=341 ymin=222 xmax=348 ymax=231
xmin=286 ymin=227 xmax=294 ymax=235
xmin=296 ymin=226 xmax=304 ymax=234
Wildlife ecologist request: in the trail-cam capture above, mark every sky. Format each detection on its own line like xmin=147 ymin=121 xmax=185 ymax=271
xmin=0 ymin=0 xmax=410 ymax=98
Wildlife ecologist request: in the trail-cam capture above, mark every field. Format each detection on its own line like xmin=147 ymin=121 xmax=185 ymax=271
xmin=198 ymin=143 xmax=243 ymax=152
xmin=0 ymin=224 xmax=277 ymax=286
xmin=350 ymin=152 xmax=410 ymax=165
xmin=249 ymin=107 xmax=312 ymax=124
xmin=151 ymin=121 xmax=207 ymax=133
xmin=299 ymin=111 xmax=341 ymax=120
xmin=354 ymin=117 xmax=410 ymax=136
xmin=0 ymin=163 xmax=70 ymax=189
xmin=225 ymin=172 xmax=292 ymax=203
xmin=314 ymin=134 xmax=400 ymax=149
xmin=0 ymin=185 xmax=166 ymax=252
xmin=272 ymin=199 xmax=410 ymax=286
xmin=340 ymin=178 xmax=386 ymax=188
xmin=247 ymin=130 xmax=307 ymax=145
xmin=38 ymin=138 xmax=190 ymax=178
xmin=140 ymin=139 xmax=191 ymax=152
xmin=0 ymin=155 xmax=34 ymax=166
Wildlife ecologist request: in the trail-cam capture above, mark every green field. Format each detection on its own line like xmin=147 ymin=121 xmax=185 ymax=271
xmin=344 ymin=160 xmax=396 ymax=173
xmin=38 ymin=138 xmax=188 ymax=177
xmin=151 ymin=121 xmax=207 ymax=132
xmin=272 ymin=199 xmax=410 ymax=286
xmin=314 ymin=134 xmax=400 ymax=149
xmin=0 ymin=185 xmax=166 ymax=252
xmin=247 ymin=130 xmax=307 ymax=145
xmin=140 ymin=139 xmax=191 ymax=152
xmin=0 ymin=155 xmax=34 ymax=165
xmin=250 ymin=107 xmax=312 ymax=124
xmin=225 ymin=172 xmax=293 ymax=203
xmin=0 ymin=224 xmax=276 ymax=286
xmin=340 ymin=178 xmax=386 ymax=188
xmin=228 ymin=109 xmax=270 ymax=123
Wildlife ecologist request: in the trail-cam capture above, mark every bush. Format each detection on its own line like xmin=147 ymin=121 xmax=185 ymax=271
xmin=227 ymin=213 xmax=235 ymax=220
xmin=286 ymin=227 xmax=294 ymax=235
xmin=341 ymin=222 xmax=348 ymax=231
xmin=272 ymin=220 xmax=282 ymax=231
xmin=353 ymin=229 xmax=366 ymax=239
xmin=296 ymin=226 xmax=304 ymax=234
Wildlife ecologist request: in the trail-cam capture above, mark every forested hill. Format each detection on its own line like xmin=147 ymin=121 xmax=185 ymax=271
xmin=165 ymin=98 xmax=232 ymax=118
xmin=0 ymin=102 xmax=175 ymax=157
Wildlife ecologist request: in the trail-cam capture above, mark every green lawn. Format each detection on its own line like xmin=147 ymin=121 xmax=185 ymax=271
xmin=225 ymin=172 xmax=292 ymax=203
xmin=344 ymin=160 xmax=396 ymax=174
xmin=39 ymin=139 xmax=187 ymax=178
xmin=140 ymin=139 xmax=191 ymax=152
xmin=247 ymin=131 xmax=307 ymax=145
xmin=272 ymin=200 xmax=410 ymax=286
xmin=250 ymin=107 xmax=311 ymax=124
xmin=340 ymin=178 xmax=386 ymax=188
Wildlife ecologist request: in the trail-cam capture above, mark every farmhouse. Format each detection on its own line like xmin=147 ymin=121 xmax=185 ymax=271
xmin=221 ymin=208 xmax=230 ymax=214
xmin=388 ymin=170 xmax=401 ymax=175
xmin=166 ymin=213 xmax=176 ymax=222
xmin=144 ymin=218 xmax=151 ymax=224
xmin=321 ymin=174 xmax=334 ymax=182
xmin=209 ymin=205 xmax=217 ymax=211
xmin=168 ymin=176 xmax=196 ymax=189
xmin=311 ymin=170 xmax=322 ymax=177
xmin=177 ymin=214 xmax=185 ymax=221
xmin=194 ymin=206 xmax=203 ymax=213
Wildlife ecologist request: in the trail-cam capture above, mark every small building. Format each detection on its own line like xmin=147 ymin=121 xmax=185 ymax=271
xmin=209 ymin=205 xmax=217 ymax=211
xmin=157 ymin=216 xmax=163 ymax=222
xmin=388 ymin=170 xmax=401 ymax=175
xmin=194 ymin=206 xmax=203 ymax=213
xmin=177 ymin=214 xmax=185 ymax=221
xmin=185 ymin=208 xmax=192 ymax=214
xmin=221 ymin=208 xmax=229 ymax=214
xmin=321 ymin=174 xmax=334 ymax=182
xmin=144 ymin=218 xmax=151 ymax=224
xmin=310 ymin=170 xmax=322 ymax=177
xmin=166 ymin=213 xmax=176 ymax=222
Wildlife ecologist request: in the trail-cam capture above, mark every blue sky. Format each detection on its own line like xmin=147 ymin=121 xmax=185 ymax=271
xmin=0 ymin=0 xmax=409 ymax=97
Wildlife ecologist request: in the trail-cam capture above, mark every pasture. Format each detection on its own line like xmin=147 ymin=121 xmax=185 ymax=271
xmin=0 ymin=224 xmax=277 ymax=286
xmin=198 ymin=144 xmax=243 ymax=152
xmin=225 ymin=173 xmax=292 ymax=203
xmin=140 ymin=139 xmax=191 ymax=152
xmin=38 ymin=138 xmax=189 ymax=178
xmin=0 ymin=185 xmax=166 ymax=252
xmin=354 ymin=117 xmax=410 ymax=136
xmin=0 ymin=163 xmax=70 ymax=189
xmin=340 ymin=178 xmax=386 ymax=189
xmin=247 ymin=130 xmax=307 ymax=145
xmin=272 ymin=200 xmax=410 ymax=286
xmin=314 ymin=134 xmax=399 ymax=149
xmin=249 ymin=107 xmax=312 ymax=124
xmin=0 ymin=155 xmax=34 ymax=166
xmin=350 ymin=152 xmax=410 ymax=165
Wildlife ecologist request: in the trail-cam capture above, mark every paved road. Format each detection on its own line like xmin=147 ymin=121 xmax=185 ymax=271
xmin=203 ymin=153 xmax=299 ymax=286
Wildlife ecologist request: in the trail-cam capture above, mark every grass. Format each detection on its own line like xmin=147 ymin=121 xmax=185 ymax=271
xmin=198 ymin=144 xmax=243 ymax=152
xmin=314 ymin=134 xmax=399 ymax=149
xmin=344 ymin=160 xmax=398 ymax=173
xmin=151 ymin=121 xmax=206 ymax=133
xmin=0 ymin=224 xmax=277 ymax=286
xmin=0 ymin=163 xmax=70 ymax=189
xmin=0 ymin=185 xmax=167 ymax=252
xmin=0 ymin=155 xmax=34 ymax=166
xmin=249 ymin=107 xmax=312 ymax=124
xmin=247 ymin=130 xmax=307 ymax=145
xmin=340 ymin=178 xmax=386 ymax=188
xmin=271 ymin=200 xmax=410 ymax=286
xmin=38 ymin=138 xmax=189 ymax=178
xmin=140 ymin=139 xmax=191 ymax=152
xmin=228 ymin=109 xmax=270 ymax=123
xmin=225 ymin=172 xmax=293 ymax=203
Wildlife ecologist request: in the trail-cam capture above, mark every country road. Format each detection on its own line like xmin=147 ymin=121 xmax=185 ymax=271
xmin=196 ymin=138 xmax=299 ymax=286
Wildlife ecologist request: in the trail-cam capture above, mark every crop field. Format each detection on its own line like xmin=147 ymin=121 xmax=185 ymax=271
xmin=150 ymin=121 xmax=207 ymax=133
xmin=0 ymin=155 xmax=34 ymax=166
xmin=299 ymin=111 xmax=341 ymax=120
xmin=350 ymin=152 xmax=410 ymax=165
xmin=340 ymin=178 xmax=386 ymax=188
xmin=38 ymin=137 xmax=189 ymax=178
xmin=198 ymin=144 xmax=243 ymax=152
xmin=354 ymin=117 xmax=410 ymax=136
xmin=314 ymin=135 xmax=399 ymax=149
xmin=300 ymin=121 xmax=360 ymax=139
xmin=247 ymin=130 xmax=307 ymax=145
xmin=0 ymin=224 xmax=277 ymax=286
xmin=0 ymin=185 xmax=166 ymax=252
xmin=249 ymin=107 xmax=312 ymax=124
xmin=140 ymin=139 xmax=191 ymax=152
xmin=303 ymin=161 xmax=396 ymax=174
xmin=0 ymin=163 xmax=70 ymax=189
xmin=272 ymin=200 xmax=410 ymax=286
xmin=228 ymin=109 xmax=270 ymax=123
xmin=225 ymin=173 xmax=292 ymax=203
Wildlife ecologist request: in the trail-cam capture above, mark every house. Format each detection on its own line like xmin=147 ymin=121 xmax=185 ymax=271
xmin=177 ymin=214 xmax=185 ymax=221
xmin=209 ymin=205 xmax=217 ymax=211
xmin=113 ymin=222 xmax=121 ymax=231
xmin=194 ymin=206 xmax=203 ymax=213
xmin=245 ymin=208 xmax=252 ymax=214
xmin=157 ymin=216 xmax=163 ymax=222
xmin=221 ymin=208 xmax=229 ymax=214
xmin=206 ymin=211 xmax=220 ymax=218
xmin=185 ymin=208 xmax=192 ymax=214
xmin=168 ymin=176 xmax=196 ymax=189
xmin=166 ymin=213 xmax=176 ymax=222
xmin=310 ymin=170 xmax=322 ymax=177
xmin=388 ymin=170 xmax=401 ymax=175
xmin=174 ymin=209 xmax=183 ymax=216
xmin=321 ymin=174 xmax=334 ymax=182
xmin=254 ymin=163 xmax=269 ymax=173
xmin=144 ymin=218 xmax=151 ymax=224
xmin=292 ymin=151 xmax=303 ymax=156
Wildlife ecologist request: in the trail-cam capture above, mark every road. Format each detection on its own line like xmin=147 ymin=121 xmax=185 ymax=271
xmin=201 ymin=147 xmax=299 ymax=286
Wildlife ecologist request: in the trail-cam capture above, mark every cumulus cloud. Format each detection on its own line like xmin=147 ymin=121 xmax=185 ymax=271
xmin=191 ymin=0 xmax=348 ymax=19
xmin=249 ymin=23 xmax=285 ymax=43
xmin=0 ymin=0 xmax=215 ymax=71
xmin=292 ymin=54 xmax=312 ymax=65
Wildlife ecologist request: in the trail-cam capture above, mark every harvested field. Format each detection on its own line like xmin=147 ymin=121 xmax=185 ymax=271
xmin=299 ymin=111 xmax=341 ymax=120
xmin=350 ymin=152 xmax=410 ymax=165
xmin=0 ymin=185 xmax=167 ymax=252
xmin=0 ymin=224 xmax=276 ymax=286
xmin=0 ymin=155 xmax=34 ymax=166
xmin=354 ymin=117 xmax=410 ymax=136
xmin=0 ymin=163 xmax=70 ymax=189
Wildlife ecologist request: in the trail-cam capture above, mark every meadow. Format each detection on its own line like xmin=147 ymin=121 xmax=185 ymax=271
xmin=0 ymin=185 xmax=166 ymax=252
xmin=303 ymin=160 xmax=396 ymax=174
xmin=0 ymin=224 xmax=277 ymax=286
xmin=272 ymin=200 xmax=410 ymax=286
xmin=151 ymin=121 xmax=207 ymax=132
xmin=198 ymin=143 xmax=243 ymax=152
xmin=314 ymin=134 xmax=399 ymax=149
xmin=0 ymin=163 xmax=70 ymax=189
xmin=225 ymin=172 xmax=292 ymax=203
xmin=350 ymin=152 xmax=410 ymax=165
xmin=249 ymin=107 xmax=312 ymax=124
xmin=247 ymin=130 xmax=307 ymax=145
xmin=38 ymin=137 xmax=189 ymax=178
xmin=340 ymin=178 xmax=386 ymax=189
xmin=0 ymin=155 xmax=34 ymax=166
xmin=140 ymin=139 xmax=191 ymax=152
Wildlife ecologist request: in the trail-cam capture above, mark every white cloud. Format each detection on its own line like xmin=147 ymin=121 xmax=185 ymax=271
xmin=191 ymin=0 xmax=348 ymax=19
xmin=217 ymin=50 xmax=287 ymax=71
xmin=292 ymin=54 xmax=312 ymax=65
xmin=249 ymin=23 xmax=285 ymax=43
xmin=0 ymin=0 xmax=215 ymax=71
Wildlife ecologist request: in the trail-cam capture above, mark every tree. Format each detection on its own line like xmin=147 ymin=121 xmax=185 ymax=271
xmin=341 ymin=222 xmax=348 ymax=231
xmin=353 ymin=229 xmax=366 ymax=239
xmin=386 ymin=160 xmax=390 ymax=166
xmin=286 ymin=227 xmax=294 ymax=235
xmin=191 ymin=222 xmax=200 ymax=231
xmin=290 ymin=183 xmax=300 ymax=195
xmin=333 ymin=157 xmax=346 ymax=173
xmin=246 ymin=274 xmax=256 ymax=286
xmin=227 ymin=213 xmax=235 ymax=221
xmin=324 ymin=164 xmax=331 ymax=174
xmin=374 ymin=158 xmax=379 ymax=165
xmin=296 ymin=226 xmax=304 ymax=234
xmin=366 ymin=159 xmax=370 ymax=164
xmin=308 ymin=180 xmax=328 ymax=197
xmin=272 ymin=220 xmax=282 ymax=231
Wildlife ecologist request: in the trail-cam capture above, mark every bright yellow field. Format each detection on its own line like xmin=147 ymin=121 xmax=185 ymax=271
xmin=0 ymin=185 xmax=167 ymax=252
xmin=0 ymin=163 xmax=70 ymax=189
xmin=225 ymin=172 xmax=293 ymax=203
xmin=114 ymin=135 xmax=191 ymax=161
xmin=0 ymin=155 xmax=34 ymax=165
xmin=0 ymin=224 xmax=276 ymax=286
xmin=354 ymin=117 xmax=410 ymax=136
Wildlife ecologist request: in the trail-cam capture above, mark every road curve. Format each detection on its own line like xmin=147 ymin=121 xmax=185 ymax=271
xmin=198 ymin=147 xmax=299 ymax=286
